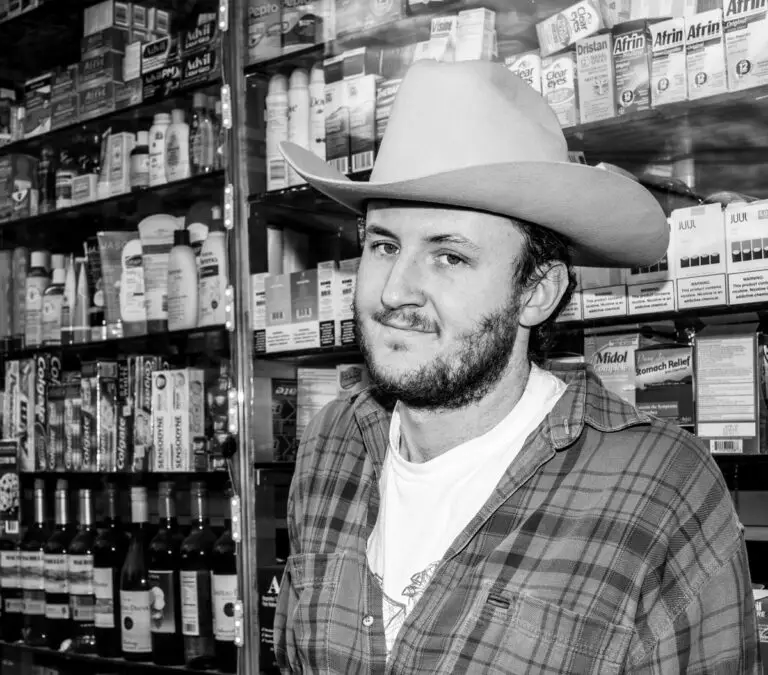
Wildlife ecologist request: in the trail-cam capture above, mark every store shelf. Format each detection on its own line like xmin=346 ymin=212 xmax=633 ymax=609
xmin=18 ymin=470 xmax=231 ymax=485
xmin=254 ymin=344 xmax=361 ymax=366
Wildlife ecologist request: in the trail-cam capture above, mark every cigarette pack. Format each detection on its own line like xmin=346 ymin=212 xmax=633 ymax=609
xmin=151 ymin=370 xmax=171 ymax=472
xmin=169 ymin=368 xmax=206 ymax=472
xmin=576 ymin=34 xmax=616 ymax=123
xmin=723 ymin=0 xmax=768 ymax=91
xmin=505 ymin=51 xmax=543 ymax=95
xmin=650 ymin=18 xmax=688 ymax=106
xmin=536 ymin=0 xmax=604 ymax=57
xmin=542 ymin=52 xmax=579 ymax=128
xmin=612 ymin=20 xmax=653 ymax=115
xmin=724 ymin=199 xmax=768 ymax=305
xmin=63 ymin=371 xmax=82 ymax=472
xmin=685 ymin=9 xmax=728 ymax=99
xmin=15 ymin=359 xmax=33 ymax=472
xmin=134 ymin=355 xmax=165 ymax=472
xmin=33 ymin=353 xmax=62 ymax=472
xmin=80 ymin=360 xmax=117 ymax=472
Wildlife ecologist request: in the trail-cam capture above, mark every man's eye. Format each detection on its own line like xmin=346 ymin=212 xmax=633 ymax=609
xmin=437 ymin=253 xmax=465 ymax=267
xmin=371 ymin=242 xmax=398 ymax=256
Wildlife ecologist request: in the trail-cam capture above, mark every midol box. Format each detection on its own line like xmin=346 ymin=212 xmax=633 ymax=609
xmin=579 ymin=266 xmax=628 ymax=318
xmin=634 ymin=344 xmax=694 ymax=426
xmin=724 ymin=199 xmax=768 ymax=304
xmin=722 ymin=0 xmax=768 ymax=91
xmin=575 ymin=34 xmax=616 ymax=123
xmin=650 ymin=18 xmax=688 ymax=106
xmin=626 ymin=225 xmax=676 ymax=315
xmin=504 ymin=51 xmax=542 ymax=94
xmin=671 ymin=203 xmax=727 ymax=309
xmin=612 ymin=20 xmax=653 ymax=115
xmin=542 ymin=52 xmax=579 ymax=128
xmin=685 ymin=9 xmax=728 ymax=99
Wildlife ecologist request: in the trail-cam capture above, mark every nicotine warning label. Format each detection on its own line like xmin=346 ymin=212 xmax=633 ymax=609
xmin=555 ymin=292 xmax=583 ymax=323
xmin=628 ymin=281 xmax=676 ymax=315
xmin=677 ymin=274 xmax=727 ymax=308
xmin=727 ymin=270 xmax=768 ymax=304
xmin=582 ymin=285 xmax=627 ymax=318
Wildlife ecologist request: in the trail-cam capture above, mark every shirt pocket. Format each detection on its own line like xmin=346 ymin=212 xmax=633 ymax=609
xmin=459 ymin=587 xmax=632 ymax=675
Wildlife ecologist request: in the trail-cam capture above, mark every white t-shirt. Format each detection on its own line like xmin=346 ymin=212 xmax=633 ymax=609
xmin=366 ymin=364 xmax=566 ymax=656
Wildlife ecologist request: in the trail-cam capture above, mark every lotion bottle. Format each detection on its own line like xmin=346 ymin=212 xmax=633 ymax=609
xmin=167 ymin=229 xmax=199 ymax=331
xmin=309 ymin=64 xmax=326 ymax=160
xmin=287 ymin=68 xmax=310 ymax=186
xmin=165 ymin=109 xmax=190 ymax=182
xmin=265 ymin=74 xmax=289 ymax=191
xmin=41 ymin=266 xmax=66 ymax=346
xmin=198 ymin=208 xmax=228 ymax=327
xmin=149 ymin=113 xmax=171 ymax=187
xmin=24 ymin=250 xmax=50 ymax=348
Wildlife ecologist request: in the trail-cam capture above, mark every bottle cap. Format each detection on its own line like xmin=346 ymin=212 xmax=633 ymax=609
xmin=158 ymin=481 xmax=175 ymax=496
xmin=31 ymin=250 xmax=48 ymax=269
xmin=34 ymin=478 xmax=44 ymax=491
xmin=289 ymin=68 xmax=309 ymax=90
xmin=173 ymin=228 xmax=190 ymax=246
xmin=136 ymin=130 xmax=149 ymax=146
xmin=153 ymin=112 xmax=171 ymax=124
xmin=51 ymin=267 xmax=66 ymax=285
xmin=185 ymin=200 xmax=219 ymax=228
xmin=310 ymin=64 xmax=325 ymax=87
xmin=268 ymin=73 xmax=288 ymax=96
xmin=171 ymin=108 xmax=185 ymax=124
xmin=193 ymin=92 xmax=207 ymax=108
xmin=55 ymin=478 xmax=67 ymax=491
xmin=51 ymin=253 xmax=65 ymax=270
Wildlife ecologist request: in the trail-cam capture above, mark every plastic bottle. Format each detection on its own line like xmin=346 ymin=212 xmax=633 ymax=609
xmin=41 ymin=266 xmax=66 ymax=346
xmin=24 ymin=251 xmax=50 ymax=348
xmin=149 ymin=113 xmax=171 ymax=187
xmin=60 ymin=254 xmax=76 ymax=345
xmin=309 ymin=65 xmax=326 ymax=161
xmin=287 ymin=69 xmax=310 ymax=186
xmin=165 ymin=109 xmax=190 ymax=182
xmin=198 ymin=208 xmax=228 ymax=327
xmin=214 ymin=99 xmax=226 ymax=171
xmin=37 ymin=146 xmax=57 ymax=213
xmin=265 ymin=74 xmax=289 ymax=191
xmin=167 ymin=229 xmax=199 ymax=331
xmin=73 ymin=257 xmax=90 ymax=344
xmin=191 ymin=93 xmax=215 ymax=175
xmin=55 ymin=150 xmax=78 ymax=210
xmin=130 ymin=131 xmax=150 ymax=191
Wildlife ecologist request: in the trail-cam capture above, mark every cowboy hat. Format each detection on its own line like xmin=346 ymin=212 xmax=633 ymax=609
xmin=280 ymin=59 xmax=669 ymax=268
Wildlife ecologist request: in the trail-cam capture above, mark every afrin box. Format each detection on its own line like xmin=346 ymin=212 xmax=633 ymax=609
xmin=169 ymin=369 xmax=206 ymax=472
xmin=536 ymin=0 xmax=604 ymax=57
xmin=80 ymin=361 xmax=117 ymax=472
xmin=575 ymin=34 xmax=616 ymax=123
xmin=151 ymin=370 xmax=171 ymax=472
xmin=612 ymin=20 xmax=653 ymax=115
xmin=723 ymin=0 xmax=768 ymax=91
xmin=671 ymin=203 xmax=727 ymax=309
xmin=634 ymin=344 xmax=694 ymax=426
xmin=695 ymin=324 xmax=767 ymax=454
xmin=63 ymin=372 xmax=82 ymax=472
xmin=686 ymin=9 xmax=728 ymax=99
xmin=33 ymin=353 xmax=62 ymax=472
xmin=724 ymin=199 xmax=768 ymax=304
xmin=579 ymin=266 xmax=628 ymax=318
xmin=542 ymin=51 xmax=579 ymax=127
xmin=650 ymin=18 xmax=688 ymax=106
xmin=504 ymin=52 xmax=543 ymax=95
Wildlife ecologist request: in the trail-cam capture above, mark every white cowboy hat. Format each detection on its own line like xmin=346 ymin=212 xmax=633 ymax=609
xmin=280 ymin=59 xmax=669 ymax=268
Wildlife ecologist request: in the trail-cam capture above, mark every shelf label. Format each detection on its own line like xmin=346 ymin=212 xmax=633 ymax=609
xmin=582 ymin=285 xmax=628 ymax=319
xmin=628 ymin=280 xmax=676 ymax=315
xmin=676 ymin=274 xmax=727 ymax=309
xmin=727 ymin=270 xmax=768 ymax=305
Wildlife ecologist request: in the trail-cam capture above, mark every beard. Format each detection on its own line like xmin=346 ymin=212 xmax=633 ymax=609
xmin=354 ymin=294 xmax=521 ymax=411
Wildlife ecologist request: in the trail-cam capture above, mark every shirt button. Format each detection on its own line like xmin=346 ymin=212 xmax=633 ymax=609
xmin=362 ymin=615 xmax=374 ymax=627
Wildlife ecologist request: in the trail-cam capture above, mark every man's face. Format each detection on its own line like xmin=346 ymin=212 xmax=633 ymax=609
xmin=354 ymin=202 xmax=527 ymax=410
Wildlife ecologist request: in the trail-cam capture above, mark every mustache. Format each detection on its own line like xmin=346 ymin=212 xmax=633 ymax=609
xmin=372 ymin=309 xmax=437 ymax=333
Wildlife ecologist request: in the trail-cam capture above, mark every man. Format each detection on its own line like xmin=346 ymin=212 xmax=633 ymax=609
xmin=273 ymin=60 xmax=758 ymax=674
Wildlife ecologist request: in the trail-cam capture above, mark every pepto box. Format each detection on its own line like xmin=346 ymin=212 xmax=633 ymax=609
xmin=612 ymin=20 xmax=653 ymax=115
xmin=505 ymin=51 xmax=543 ymax=94
xmin=536 ymin=0 xmax=604 ymax=57
xmin=33 ymin=353 xmax=62 ymax=472
xmin=650 ymin=18 xmax=688 ymax=106
xmin=248 ymin=0 xmax=282 ymax=65
xmin=576 ymin=34 xmax=616 ymax=123
xmin=634 ymin=345 xmax=694 ymax=426
xmin=722 ymin=0 xmax=768 ymax=91
xmin=542 ymin=51 xmax=579 ymax=127
xmin=686 ymin=9 xmax=728 ymax=99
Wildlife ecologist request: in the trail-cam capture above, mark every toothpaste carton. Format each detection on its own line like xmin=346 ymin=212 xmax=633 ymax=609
xmin=576 ymin=34 xmax=616 ymax=123
xmin=722 ymin=0 xmax=768 ymax=91
xmin=686 ymin=9 xmax=728 ymax=99
xmin=504 ymin=51 xmax=543 ymax=94
xmin=16 ymin=359 xmax=33 ymax=472
xmin=115 ymin=359 xmax=133 ymax=472
xmin=536 ymin=0 xmax=604 ymax=57
xmin=34 ymin=353 xmax=62 ymax=472
xmin=2 ymin=360 xmax=18 ymax=440
xmin=324 ymin=55 xmax=350 ymax=175
xmin=724 ymin=199 xmax=768 ymax=304
xmin=542 ymin=51 xmax=579 ymax=127
xmin=347 ymin=74 xmax=380 ymax=174
xmin=635 ymin=344 xmax=694 ymax=426
xmin=650 ymin=17 xmax=688 ymax=105
xmin=613 ymin=20 xmax=653 ymax=115
xmin=671 ymin=203 xmax=727 ymax=309
xmin=131 ymin=355 xmax=165 ymax=473
xmin=579 ymin=266 xmax=629 ymax=318
xmin=46 ymin=376 xmax=67 ymax=472
xmin=252 ymin=272 xmax=270 ymax=354
xmin=337 ymin=257 xmax=359 ymax=346
xmin=63 ymin=372 xmax=81 ymax=472
xmin=169 ymin=368 xmax=206 ymax=472
xmin=151 ymin=370 xmax=171 ymax=472
xmin=80 ymin=360 xmax=117 ymax=473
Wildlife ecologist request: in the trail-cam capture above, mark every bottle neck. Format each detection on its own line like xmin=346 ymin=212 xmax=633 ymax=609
xmin=158 ymin=492 xmax=177 ymax=528
xmin=33 ymin=488 xmax=45 ymax=526
xmin=131 ymin=496 xmax=149 ymax=527
xmin=190 ymin=490 xmax=209 ymax=527
xmin=105 ymin=487 xmax=120 ymax=524
xmin=54 ymin=490 xmax=69 ymax=528
xmin=79 ymin=490 xmax=94 ymax=529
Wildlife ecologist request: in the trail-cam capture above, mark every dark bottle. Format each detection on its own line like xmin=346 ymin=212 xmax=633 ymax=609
xmin=0 ymin=531 xmax=22 ymax=642
xmin=120 ymin=486 xmax=152 ymax=662
xmin=37 ymin=145 xmax=57 ymax=214
xmin=20 ymin=479 xmax=50 ymax=646
xmin=44 ymin=479 xmax=75 ymax=650
xmin=68 ymin=489 xmax=97 ymax=652
xmin=211 ymin=520 xmax=237 ymax=673
xmin=93 ymin=483 xmax=128 ymax=658
xmin=148 ymin=482 xmax=184 ymax=665
xmin=180 ymin=482 xmax=217 ymax=668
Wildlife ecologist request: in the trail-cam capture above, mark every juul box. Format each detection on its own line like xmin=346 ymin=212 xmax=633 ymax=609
xmin=580 ymin=266 xmax=628 ymax=319
xmin=695 ymin=324 xmax=767 ymax=454
xmin=724 ymin=199 xmax=768 ymax=305
xmin=169 ymin=368 xmax=206 ymax=472
xmin=634 ymin=344 xmax=694 ymax=426
xmin=626 ymin=224 xmax=676 ymax=315
xmin=33 ymin=353 xmax=62 ymax=472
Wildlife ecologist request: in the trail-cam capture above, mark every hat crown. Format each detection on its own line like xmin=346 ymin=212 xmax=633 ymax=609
xmin=372 ymin=60 xmax=569 ymax=183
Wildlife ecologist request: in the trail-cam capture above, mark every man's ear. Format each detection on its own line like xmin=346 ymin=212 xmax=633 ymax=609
xmin=517 ymin=262 xmax=570 ymax=328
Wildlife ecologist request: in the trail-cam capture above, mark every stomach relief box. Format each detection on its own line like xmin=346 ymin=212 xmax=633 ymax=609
xmin=542 ymin=52 xmax=579 ymax=127
xmin=635 ymin=344 xmax=694 ymax=427
xmin=576 ymin=34 xmax=616 ymax=123
xmin=686 ymin=9 xmax=728 ymax=99
xmin=650 ymin=17 xmax=688 ymax=105
xmin=723 ymin=0 xmax=768 ymax=90
xmin=612 ymin=20 xmax=653 ymax=115
xmin=724 ymin=199 xmax=768 ymax=305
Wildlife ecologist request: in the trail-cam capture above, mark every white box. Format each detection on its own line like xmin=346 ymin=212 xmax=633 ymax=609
xmin=248 ymin=0 xmax=282 ymax=64
xmin=108 ymin=132 xmax=135 ymax=196
xmin=505 ymin=51 xmax=542 ymax=94
xmin=336 ymin=257 xmax=359 ymax=346
xmin=723 ymin=0 xmax=768 ymax=91
xmin=84 ymin=1 xmax=131 ymax=35
xmin=251 ymin=272 xmax=269 ymax=332
xmin=430 ymin=15 xmax=458 ymax=41
xmin=579 ymin=266 xmax=628 ymax=318
xmin=542 ymin=52 xmax=579 ymax=128
xmin=626 ymin=222 xmax=676 ymax=315
xmin=347 ymin=75 xmax=379 ymax=174
xmin=576 ymin=34 xmax=616 ymax=123
xmin=536 ymin=0 xmax=604 ymax=57
xmin=297 ymin=367 xmax=338 ymax=438
xmin=650 ymin=18 xmax=688 ymax=106
xmin=169 ymin=368 xmax=205 ymax=472
xmin=599 ymin=0 xmax=631 ymax=27
xmin=150 ymin=370 xmax=171 ymax=472
xmin=124 ymin=41 xmax=142 ymax=81
xmin=725 ymin=200 xmax=768 ymax=304
xmin=455 ymin=29 xmax=496 ymax=61
xmin=457 ymin=8 xmax=496 ymax=32
xmin=686 ymin=9 xmax=728 ymax=99
xmin=324 ymin=56 xmax=349 ymax=175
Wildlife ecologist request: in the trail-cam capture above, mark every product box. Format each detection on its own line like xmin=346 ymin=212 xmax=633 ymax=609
xmin=132 ymin=2 xmax=148 ymax=31
xmin=536 ymin=0 xmax=604 ymax=57
xmin=347 ymin=75 xmax=379 ymax=174
xmin=132 ymin=355 xmax=164 ymax=472
xmin=181 ymin=16 xmax=220 ymax=56
xmin=343 ymin=47 xmax=382 ymax=80
xmin=579 ymin=266 xmax=629 ymax=318
xmin=0 ymin=439 xmax=19 ymax=536
xmin=78 ymin=51 xmax=125 ymax=89
xmin=555 ymin=267 xmax=583 ymax=322
xmin=252 ymin=272 xmax=269 ymax=354
xmin=141 ymin=34 xmax=180 ymax=75
xmin=505 ymin=51 xmax=543 ymax=95
xmin=626 ymin=228 xmax=676 ymax=315
xmin=686 ymin=9 xmax=728 ymax=99
xmin=33 ymin=353 xmax=62 ymax=472
xmin=123 ymin=40 xmax=142 ymax=81
xmin=108 ymin=131 xmax=135 ymax=196
xmin=336 ymin=363 xmax=370 ymax=397
xmin=248 ymin=0 xmax=282 ymax=64
xmin=671 ymin=203 xmax=727 ymax=309
xmin=282 ymin=0 xmax=332 ymax=53
xmin=360 ymin=0 xmax=405 ymax=33
xmin=78 ymin=82 xmax=119 ymax=121
xmin=650 ymin=17 xmax=688 ymax=106
xmin=336 ymin=257 xmax=359 ymax=345
xmin=142 ymin=61 xmax=181 ymax=103
xmin=80 ymin=360 xmax=117 ymax=472
xmin=51 ymin=65 xmax=79 ymax=131
xmin=324 ymin=55 xmax=350 ymax=175
xmin=15 ymin=359 xmax=34 ymax=472
xmin=9 ymin=154 xmax=39 ymax=220
xmin=455 ymin=28 xmax=497 ymax=62
xmin=81 ymin=27 xmax=128 ymax=58
xmin=72 ymin=174 xmax=99 ymax=205
xmin=0 ymin=155 xmax=12 ymax=222
xmin=182 ymin=48 xmax=219 ymax=89
xmin=2 ymin=359 xmax=18 ymax=439
xmin=297 ymin=367 xmax=338 ymax=438
xmin=613 ymin=20 xmax=653 ymax=115
xmin=723 ymin=0 xmax=768 ymax=90
xmin=265 ymin=273 xmax=291 ymax=352
xmin=207 ymin=363 xmax=233 ymax=472
xmin=115 ymin=359 xmax=133 ymax=472
xmin=63 ymin=371 xmax=81 ymax=472
xmin=695 ymin=324 xmax=767 ymax=453
xmin=83 ymin=0 xmax=131 ymax=36
xmin=23 ymin=72 xmax=53 ymax=138
xmin=724 ymin=199 xmax=768 ymax=304
xmin=272 ymin=378 xmax=298 ymax=461
xmin=542 ymin=51 xmax=579 ymax=127
xmin=374 ymin=78 xmax=401 ymax=153
xmin=51 ymin=95 xmax=79 ymax=131
xmin=168 ymin=368 xmax=206 ymax=472
xmin=46 ymin=376 xmax=66 ymax=471
xmin=600 ymin=0 xmax=632 ymax=27
xmin=634 ymin=344 xmax=694 ymax=426
xmin=151 ymin=369 xmax=171 ymax=472
xmin=576 ymin=34 xmax=616 ymax=123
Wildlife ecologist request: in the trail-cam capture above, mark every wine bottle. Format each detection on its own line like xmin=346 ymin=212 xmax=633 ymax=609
xmin=120 ymin=486 xmax=152 ymax=661
xmin=211 ymin=519 xmax=237 ymax=673
xmin=0 ymin=531 xmax=22 ymax=642
xmin=93 ymin=483 xmax=128 ymax=658
xmin=20 ymin=479 xmax=50 ymax=646
xmin=44 ymin=479 xmax=75 ymax=650
xmin=180 ymin=482 xmax=217 ymax=668
xmin=68 ymin=489 xmax=97 ymax=652
xmin=148 ymin=481 xmax=184 ymax=665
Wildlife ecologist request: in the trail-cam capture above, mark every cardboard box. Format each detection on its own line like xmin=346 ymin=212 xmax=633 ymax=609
xmin=723 ymin=0 xmax=768 ymax=91
xmin=33 ymin=353 xmax=62 ymax=472
xmin=282 ymin=0 xmax=331 ymax=53
xmin=63 ymin=372 xmax=81 ymax=472
xmin=324 ymin=56 xmax=349 ymax=175
xmin=336 ymin=257 xmax=359 ymax=345
xmin=79 ymin=51 xmax=125 ymax=89
xmin=724 ymin=199 xmax=768 ymax=304
xmin=151 ymin=370 xmax=171 ymax=471
xmin=248 ymin=0 xmax=282 ymax=65
xmin=374 ymin=78 xmax=401 ymax=153
xmin=83 ymin=0 xmax=131 ymax=36
xmin=626 ymin=226 xmax=676 ymax=315
xmin=78 ymin=82 xmax=118 ymax=121
xmin=613 ymin=20 xmax=653 ymax=115
xmin=343 ymin=47 xmax=382 ymax=80
xmin=51 ymin=95 xmax=79 ymax=131
xmin=0 ymin=156 xmax=12 ymax=222
xmin=505 ymin=51 xmax=543 ymax=95
xmin=9 ymin=154 xmax=39 ymax=220
xmin=23 ymin=72 xmax=52 ymax=138
xmin=536 ymin=0 xmax=604 ymax=57
xmin=182 ymin=48 xmax=219 ymax=89
xmin=576 ymin=34 xmax=616 ymax=123
xmin=169 ymin=368 xmax=206 ymax=472
xmin=132 ymin=355 xmax=164 ymax=473
xmin=580 ymin=266 xmax=628 ymax=318
xmin=252 ymin=272 xmax=269 ymax=354
xmin=81 ymin=27 xmax=128 ymax=58
xmin=123 ymin=40 xmax=142 ymax=81
xmin=181 ymin=16 xmax=219 ymax=56
xmin=108 ymin=132 xmax=135 ymax=196
xmin=141 ymin=34 xmax=180 ymax=75
xmin=297 ymin=367 xmax=338 ymax=438
xmin=650 ymin=17 xmax=687 ymax=106
xmin=115 ymin=359 xmax=133 ymax=472
xmin=80 ymin=360 xmax=117 ymax=472
xmin=635 ymin=344 xmax=694 ymax=426
xmin=72 ymin=174 xmax=99 ymax=205
xmin=16 ymin=359 xmax=34 ymax=472
xmin=695 ymin=324 xmax=767 ymax=453
xmin=271 ymin=378 xmax=298 ymax=461
xmin=671 ymin=203 xmax=727 ymax=309
xmin=347 ymin=75 xmax=379 ymax=174
xmin=686 ymin=9 xmax=728 ymax=99
xmin=46 ymin=377 xmax=66 ymax=471
xmin=542 ymin=51 xmax=579 ymax=128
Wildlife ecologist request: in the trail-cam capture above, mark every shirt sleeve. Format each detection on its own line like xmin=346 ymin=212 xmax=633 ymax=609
xmin=626 ymin=539 xmax=760 ymax=674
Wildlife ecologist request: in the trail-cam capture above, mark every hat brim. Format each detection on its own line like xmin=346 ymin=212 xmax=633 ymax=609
xmin=280 ymin=142 xmax=669 ymax=268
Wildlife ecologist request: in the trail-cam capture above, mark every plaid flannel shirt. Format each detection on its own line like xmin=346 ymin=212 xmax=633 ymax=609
xmin=274 ymin=364 xmax=759 ymax=674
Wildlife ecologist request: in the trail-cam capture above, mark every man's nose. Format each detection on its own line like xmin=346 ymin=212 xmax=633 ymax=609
xmin=380 ymin=254 xmax=426 ymax=309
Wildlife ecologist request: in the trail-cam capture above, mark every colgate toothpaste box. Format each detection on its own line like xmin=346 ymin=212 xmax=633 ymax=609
xmin=34 ymin=353 xmax=62 ymax=472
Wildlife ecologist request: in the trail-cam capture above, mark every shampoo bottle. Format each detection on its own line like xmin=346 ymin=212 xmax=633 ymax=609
xmin=287 ymin=68 xmax=310 ymax=186
xmin=198 ymin=208 xmax=228 ymax=327
xmin=309 ymin=64 xmax=326 ymax=160
xmin=149 ymin=112 xmax=171 ymax=187
xmin=24 ymin=250 xmax=50 ymax=348
xmin=60 ymin=254 xmax=76 ymax=345
xmin=165 ymin=109 xmax=190 ymax=182
xmin=41 ymin=266 xmax=66 ymax=346
xmin=167 ymin=229 xmax=199 ymax=331
xmin=191 ymin=92 xmax=215 ymax=175
xmin=265 ymin=74 xmax=289 ymax=191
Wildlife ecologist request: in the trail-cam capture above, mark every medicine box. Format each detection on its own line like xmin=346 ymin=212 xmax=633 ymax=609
xmin=132 ymin=355 xmax=164 ymax=473
xmin=248 ymin=0 xmax=282 ymax=65
xmin=347 ymin=74 xmax=379 ymax=174
xmin=634 ymin=344 xmax=694 ymax=426
xmin=576 ymin=34 xmax=616 ymax=123
xmin=83 ymin=1 xmax=131 ymax=36
xmin=723 ymin=0 xmax=768 ymax=91
xmin=23 ymin=73 xmax=52 ymax=138
xmin=685 ymin=9 xmax=728 ymax=99
xmin=536 ymin=0 xmax=604 ymax=57
xmin=169 ymin=368 xmax=206 ymax=472
xmin=613 ymin=20 xmax=653 ymax=115
xmin=375 ymin=78 xmax=401 ymax=152
xmin=282 ymin=0 xmax=331 ymax=53
xmin=542 ymin=51 xmax=579 ymax=128
xmin=724 ymin=199 xmax=768 ymax=304
xmin=650 ymin=17 xmax=688 ymax=106
xmin=324 ymin=55 xmax=350 ymax=175
xmin=505 ymin=51 xmax=543 ymax=95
